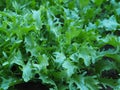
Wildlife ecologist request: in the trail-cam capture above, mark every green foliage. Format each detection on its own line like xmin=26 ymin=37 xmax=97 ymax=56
xmin=0 ymin=0 xmax=120 ymax=90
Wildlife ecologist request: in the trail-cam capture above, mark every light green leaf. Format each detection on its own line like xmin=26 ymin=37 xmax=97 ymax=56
xmin=116 ymin=8 xmax=120 ymax=15
xmin=22 ymin=61 xmax=32 ymax=82
xmin=99 ymin=16 xmax=119 ymax=31
xmin=32 ymin=10 xmax=42 ymax=30
xmin=62 ymin=60 xmax=77 ymax=77
xmin=53 ymin=52 xmax=66 ymax=64
xmin=39 ymin=74 xmax=57 ymax=90
xmin=69 ymin=75 xmax=99 ymax=90
xmin=32 ymin=54 xmax=49 ymax=72
xmin=0 ymin=77 xmax=19 ymax=90
xmin=70 ymin=52 xmax=79 ymax=62
xmin=86 ymin=22 xmax=97 ymax=31
xmin=37 ymin=54 xmax=49 ymax=70
xmin=24 ymin=34 xmax=39 ymax=57
xmin=0 ymin=78 xmax=13 ymax=90
xmin=24 ymin=34 xmax=36 ymax=47
xmin=10 ymin=50 xmax=24 ymax=66
xmin=69 ymin=75 xmax=88 ymax=90
xmin=78 ymin=44 xmax=97 ymax=66
xmin=84 ymin=76 xmax=99 ymax=90
xmin=47 ymin=10 xmax=60 ymax=37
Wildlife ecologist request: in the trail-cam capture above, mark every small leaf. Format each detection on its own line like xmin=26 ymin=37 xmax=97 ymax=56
xmin=99 ymin=78 xmax=119 ymax=89
xmin=78 ymin=44 xmax=97 ymax=66
xmin=95 ymin=59 xmax=117 ymax=74
xmin=22 ymin=61 xmax=32 ymax=82
xmin=116 ymin=8 xmax=120 ymax=15
xmin=85 ymin=76 xmax=99 ymax=90
xmin=70 ymin=52 xmax=79 ymax=62
xmin=69 ymin=75 xmax=89 ymax=90
xmin=69 ymin=75 xmax=99 ymax=90
xmin=32 ymin=54 xmax=49 ymax=73
xmin=24 ymin=34 xmax=39 ymax=57
xmin=62 ymin=60 xmax=77 ymax=77
xmin=0 ymin=78 xmax=13 ymax=90
xmin=99 ymin=16 xmax=119 ymax=31
xmin=39 ymin=74 xmax=57 ymax=89
xmin=37 ymin=54 xmax=49 ymax=70
xmin=32 ymin=10 xmax=42 ymax=30
xmin=10 ymin=50 xmax=24 ymax=66
xmin=0 ymin=77 xmax=19 ymax=90
xmin=53 ymin=52 xmax=66 ymax=64
xmin=86 ymin=22 xmax=97 ymax=31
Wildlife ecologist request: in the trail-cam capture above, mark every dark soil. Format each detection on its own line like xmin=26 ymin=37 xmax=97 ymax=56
xmin=9 ymin=81 xmax=49 ymax=90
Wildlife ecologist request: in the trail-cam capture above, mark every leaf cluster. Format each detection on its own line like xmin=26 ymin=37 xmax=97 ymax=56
xmin=0 ymin=0 xmax=120 ymax=90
